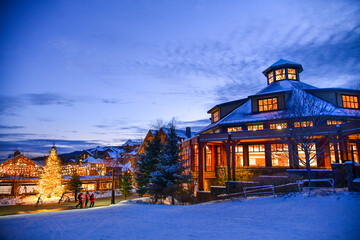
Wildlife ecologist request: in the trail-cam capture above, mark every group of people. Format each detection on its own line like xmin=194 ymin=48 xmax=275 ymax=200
xmin=75 ymin=191 xmax=95 ymax=208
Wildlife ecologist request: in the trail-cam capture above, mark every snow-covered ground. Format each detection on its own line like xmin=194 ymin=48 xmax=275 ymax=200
xmin=0 ymin=191 xmax=359 ymax=240
xmin=0 ymin=190 xmax=123 ymax=206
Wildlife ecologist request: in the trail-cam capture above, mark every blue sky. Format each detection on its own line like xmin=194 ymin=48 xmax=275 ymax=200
xmin=0 ymin=0 xmax=359 ymax=158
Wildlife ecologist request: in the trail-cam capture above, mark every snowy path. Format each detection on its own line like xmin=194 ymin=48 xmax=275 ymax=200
xmin=0 ymin=192 xmax=359 ymax=240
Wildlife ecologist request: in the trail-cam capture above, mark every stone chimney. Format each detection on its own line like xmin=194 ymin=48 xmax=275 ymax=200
xmin=186 ymin=127 xmax=191 ymax=138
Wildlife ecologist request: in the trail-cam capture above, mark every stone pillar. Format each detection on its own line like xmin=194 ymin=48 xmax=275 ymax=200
xmin=226 ymin=134 xmax=231 ymax=182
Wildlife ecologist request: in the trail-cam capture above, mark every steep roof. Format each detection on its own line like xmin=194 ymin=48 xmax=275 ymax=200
xmin=199 ymin=82 xmax=359 ymax=133
xmin=254 ymin=80 xmax=317 ymax=96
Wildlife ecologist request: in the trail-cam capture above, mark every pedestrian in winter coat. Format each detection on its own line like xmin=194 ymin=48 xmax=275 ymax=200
xmin=89 ymin=194 xmax=95 ymax=208
xmin=85 ymin=191 xmax=90 ymax=207
xmin=75 ymin=193 xmax=83 ymax=208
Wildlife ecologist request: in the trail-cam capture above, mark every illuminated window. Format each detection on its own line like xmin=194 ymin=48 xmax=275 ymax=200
xmin=258 ymin=98 xmax=278 ymax=112
xmin=271 ymin=144 xmax=289 ymax=167
xmin=205 ymin=146 xmax=212 ymax=172
xmin=298 ymin=143 xmax=317 ymax=167
xmin=228 ymin=127 xmax=242 ymax=132
xmin=327 ymin=120 xmax=343 ymax=126
xmin=270 ymin=123 xmax=287 ymax=130
xmin=217 ymin=146 xmax=225 ymax=167
xmin=248 ymin=144 xmax=265 ymax=167
xmin=294 ymin=121 xmax=313 ymax=127
xmin=268 ymin=72 xmax=274 ymax=84
xmin=235 ymin=145 xmax=243 ymax=167
xmin=287 ymin=68 xmax=297 ymax=80
xmin=194 ymin=145 xmax=199 ymax=171
xmin=329 ymin=143 xmax=341 ymax=164
xmin=350 ymin=143 xmax=359 ymax=164
xmin=212 ymin=111 xmax=220 ymax=122
xmin=275 ymin=69 xmax=286 ymax=81
xmin=342 ymin=95 xmax=359 ymax=109
xmin=247 ymin=124 xmax=264 ymax=131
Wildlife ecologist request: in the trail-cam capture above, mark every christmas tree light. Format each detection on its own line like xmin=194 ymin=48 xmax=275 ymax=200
xmin=38 ymin=146 xmax=63 ymax=198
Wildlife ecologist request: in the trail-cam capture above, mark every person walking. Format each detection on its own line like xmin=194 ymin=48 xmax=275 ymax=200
xmin=75 ymin=192 xmax=83 ymax=208
xmin=85 ymin=191 xmax=90 ymax=207
xmin=89 ymin=193 xmax=95 ymax=208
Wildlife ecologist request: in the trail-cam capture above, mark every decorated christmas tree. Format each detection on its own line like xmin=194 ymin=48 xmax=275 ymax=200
xmin=38 ymin=146 xmax=63 ymax=198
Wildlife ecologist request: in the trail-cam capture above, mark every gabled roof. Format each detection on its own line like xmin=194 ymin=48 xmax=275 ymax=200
xmin=122 ymin=139 xmax=142 ymax=146
xmin=83 ymin=156 xmax=104 ymax=164
xmin=0 ymin=154 xmax=41 ymax=167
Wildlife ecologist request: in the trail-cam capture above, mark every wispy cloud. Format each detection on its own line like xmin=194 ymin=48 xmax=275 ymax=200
xmin=0 ymin=125 xmax=24 ymax=129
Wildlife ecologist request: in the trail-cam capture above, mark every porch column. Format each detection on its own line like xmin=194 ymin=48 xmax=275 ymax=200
xmin=333 ymin=137 xmax=340 ymax=163
xmin=226 ymin=134 xmax=231 ymax=182
xmin=243 ymin=144 xmax=249 ymax=167
xmin=211 ymin=145 xmax=216 ymax=172
xmin=231 ymin=141 xmax=236 ymax=180
xmin=339 ymin=135 xmax=350 ymax=163
xmin=198 ymin=140 xmax=205 ymax=191
xmin=190 ymin=144 xmax=195 ymax=171
xmin=265 ymin=143 xmax=272 ymax=167
xmin=289 ymin=141 xmax=299 ymax=168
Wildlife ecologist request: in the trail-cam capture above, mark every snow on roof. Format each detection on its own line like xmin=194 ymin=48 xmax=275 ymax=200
xmin=120 ymin=161 xmax=134 ymax=172
xmin=199 ymin=84 xmax=360 ymax=133
xmin=83 ymin=156 xmax=104 ymax=164
xmin=162 ymin=128 xmax=195 ymax=140
xmin=270 ymin=59 xmax=302 ymax=68
xmin=122 ymin=139 xmax=142 ymax=146
xmin=254 ymin=80 xmax=317 ymax=96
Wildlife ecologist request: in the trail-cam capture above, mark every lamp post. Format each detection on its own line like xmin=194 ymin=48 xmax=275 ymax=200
xmin=111 ymin=166 xmax=115 ymax=204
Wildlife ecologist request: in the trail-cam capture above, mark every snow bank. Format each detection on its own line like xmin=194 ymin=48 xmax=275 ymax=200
xmin=0 ymin=191 xmax=359 ymax=240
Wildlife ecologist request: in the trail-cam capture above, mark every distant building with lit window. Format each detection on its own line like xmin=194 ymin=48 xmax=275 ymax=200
xmin=180 ymin=59 xmax=360 ymax=191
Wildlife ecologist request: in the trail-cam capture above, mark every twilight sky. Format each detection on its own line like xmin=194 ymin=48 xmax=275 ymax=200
xmin=1 ymin=0 xmax=360 ymax=158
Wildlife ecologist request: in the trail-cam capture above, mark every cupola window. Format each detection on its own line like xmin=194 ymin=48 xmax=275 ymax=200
xmin=268 ymin=72 xmax=274 ymax=84
xmin=275 ymin=69 xmax=286 ymax=81
xmin=287 ymin=68 xmax=297 ymax=80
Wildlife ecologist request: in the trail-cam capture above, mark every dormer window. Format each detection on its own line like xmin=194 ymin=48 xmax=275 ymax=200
xmin=342 ymin=95 xmax=359 ymax=109
xmin=258 ymin=97 xmax=278 ymax=112
xmin=275 ymin=69 xmax=286 ymax=81
xmin=288 ymin=69 xmax=297 ymax=80
xmin=212 ymin=110 xmax=220 ymax=123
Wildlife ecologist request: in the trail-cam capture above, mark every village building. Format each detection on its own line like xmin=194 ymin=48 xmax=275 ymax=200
xmin=180 ymin=59 xmax=360 ymax=191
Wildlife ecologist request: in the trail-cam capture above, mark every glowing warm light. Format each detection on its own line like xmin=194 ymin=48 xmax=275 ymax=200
xmin=38 ymin=147 xmax=63 ymax=198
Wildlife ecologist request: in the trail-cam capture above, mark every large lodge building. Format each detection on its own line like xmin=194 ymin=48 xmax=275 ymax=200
xmin=180 ymin=59 xmax=360 ymax=191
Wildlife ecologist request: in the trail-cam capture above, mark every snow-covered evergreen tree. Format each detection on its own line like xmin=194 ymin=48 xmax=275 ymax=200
xmin=119 ymin=171 xmax=133 ymax=200
xmin=136 ymin=130 xmax=162 ymax=197
xmin=152 ymin=122 xmax=191 ymax=204
xmin=38 ymin=146 xmax=63 ymax=198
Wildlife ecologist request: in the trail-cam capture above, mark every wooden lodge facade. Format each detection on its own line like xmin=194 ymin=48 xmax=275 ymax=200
xmin=180 ymin=59 xmax=360 ymax=191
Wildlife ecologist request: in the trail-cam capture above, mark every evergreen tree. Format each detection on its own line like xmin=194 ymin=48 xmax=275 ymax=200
xmin=136 ymin=130 xmax=162 ymax=198
xmin=66 ymin=171 xmax=82 ymax=201
xmin=152 ymin=122 xmax=191 ymax=204
xmin=119 ymin=171 xmax=132 ymax=200
xmin=38 ymin=146 xmax=63 ymax=198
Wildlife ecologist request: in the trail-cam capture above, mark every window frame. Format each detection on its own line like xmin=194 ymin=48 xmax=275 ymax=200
xmin=258 ymin=97 xmax=278 ymax=112
xmin=342 ymin=94 xmax=359 ymax=109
